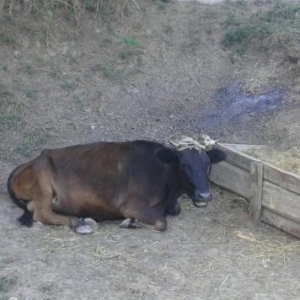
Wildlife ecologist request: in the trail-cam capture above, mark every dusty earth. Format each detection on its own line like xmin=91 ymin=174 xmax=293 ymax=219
xmin=1 ymin=0 xmax=300 ymax=299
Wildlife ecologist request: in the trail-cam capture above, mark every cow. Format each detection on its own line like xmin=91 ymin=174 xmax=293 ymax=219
xmin=7 ymin=140 xmax=226 ymax=234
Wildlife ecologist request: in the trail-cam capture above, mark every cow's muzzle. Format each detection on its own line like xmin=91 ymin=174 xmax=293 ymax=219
xmin=192 ymin=191 xmax=212 ymax=208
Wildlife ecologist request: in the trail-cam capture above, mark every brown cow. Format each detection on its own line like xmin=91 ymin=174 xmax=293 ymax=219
xmin=7 ymin=140 xmax=225 ymax=233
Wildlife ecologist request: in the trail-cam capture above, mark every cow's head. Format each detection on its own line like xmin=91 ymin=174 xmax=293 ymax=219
xmin=177 ymin=148 xmax=225 ymax=206
xmin=156 ymin=146 xmax=226 ymax=206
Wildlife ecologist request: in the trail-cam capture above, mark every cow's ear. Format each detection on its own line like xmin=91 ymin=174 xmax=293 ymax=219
xmin=206 ymin=149 xmax=226 ymax=164
xmin=156 ymin=148 xmax=179 ymax=165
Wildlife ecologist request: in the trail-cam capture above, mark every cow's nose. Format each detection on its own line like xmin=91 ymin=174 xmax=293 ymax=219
xmin=197 ymin=192 xmax=212 ymax=200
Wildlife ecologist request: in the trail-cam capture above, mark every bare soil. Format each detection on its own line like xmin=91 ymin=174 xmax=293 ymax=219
xmin=1 ymin=0 xmax=300 ymax=299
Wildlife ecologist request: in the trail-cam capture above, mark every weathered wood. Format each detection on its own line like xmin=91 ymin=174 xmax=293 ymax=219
xmin=249 ymin=162 xmax=264 ymax=223
xmin=210 ymin=161 xmax=251 ymax=200
xmin=261 ymin=209 xmax=300 ymax=239
xmin=263 ymin=163 xmax=300 ymax=195
xmin=262 ymin=180 xmax=300 ymax=224
xmin=214 ymin=144 xmax=261 ymax=172
xmin=211 ymin=143 xmax=300 ymax=239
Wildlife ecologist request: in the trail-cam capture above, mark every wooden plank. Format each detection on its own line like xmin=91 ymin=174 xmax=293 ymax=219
xmin=214 ymin=144 xmax=261 ymax=172
xmin=220 ymin=143 xmax=266 ymax=152
xmin=209 ymin=161 xmax=251 ymax=200
xmin=264 ymin=163 xmax=300 ymax=195
xmin=262 ymin=180 xmax=300 ymax=224
xmin=249 ymin=162 xmax=264 ymax=223
xmin=261 ymin=208 xmax=300 ymax=239
xmin=217 ymin=143 xmax=300 ymax=194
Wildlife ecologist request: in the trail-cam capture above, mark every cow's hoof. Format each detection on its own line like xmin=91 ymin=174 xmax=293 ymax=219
xmin=120 ymin=218 xmax=133 ymax=228
xmin=120 ymin=218 xmax=141 ymax=229
xmin=75 ymin=224 xmax=93 ymax=234
xmin=75 ymin=220 xmax=93 ymax=234
xmin=83 ymin=218 xmax=97 ymax=226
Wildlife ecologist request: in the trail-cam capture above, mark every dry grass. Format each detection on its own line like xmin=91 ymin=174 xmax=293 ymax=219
xmin=234 ymin=228 xmax=300 ymax=266
xmin=0 ymin=0 xmax=140 ymax=20
xmin=214 ymin=190 xmax=300 ymax=266
xmin=244 ymin=147 xmax=300 ymax=176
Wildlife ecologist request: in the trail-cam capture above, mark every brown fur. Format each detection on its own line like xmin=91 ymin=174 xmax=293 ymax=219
xmin=7 ymin=140 xmax=226 ymax=232
xmin=7 ymin=141 xmax=179 ymax=231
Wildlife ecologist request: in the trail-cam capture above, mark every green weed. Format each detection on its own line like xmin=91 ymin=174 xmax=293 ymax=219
xmin=39 ymin=282 xmax=55 ymax=294
xmin=120 ymin=50 xmax=132 ymax=60
xmin=164 ymin=25 xmax=173 ymax=36
xmin=15 ymin=132 xmax=47 ymax=157
xmin=101 ymin=62 xmax=118 ymax=79
xmin=65 ymin=52 xmax=77 ymax=65
xmin=0 ymin=114 xmax=22 ymax=131
xmin=122 ymin=36 xmax=141 ymax=48
xmin=24 ymin=65 xmax=35 ymax=75
xmin=43 ymin=10 xmax=54 ymax=23
xmin=24 ymin=23 xmax=36 ymax=32
xmin=0 ymin=33 xmax=16 ymax=44
xmin=222 ymin=2 xmax=300 ymax=54
xmin=224 ymin=12 xmax=240 ymax=27
xmin=203 ymin=7 xmax=219 ymax=19
xmin=235 ymin=0 xmax=247 ymax=6
xmin=65 ymin=9 xmax=75 ymax=21
xmin=0 ymin=277 xmax=16 ymax=293
xmin=73 ymin=94 xmax=85 ymax=112
xmin=84 ymin=0 xmax=97 ymax=13
xmin=155 ymin=1 xmax=168 ymax=11
xmin=59 ymin=81 xmax=75 ymax=90
xmin=0 ymin=18 xmax=6 ymax=26
xmin=25 ymin=88 xmax=37 ymax=98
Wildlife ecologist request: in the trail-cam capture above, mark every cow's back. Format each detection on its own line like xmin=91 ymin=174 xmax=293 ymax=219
xmin=45 ymin=141 xmax=173 ymax=220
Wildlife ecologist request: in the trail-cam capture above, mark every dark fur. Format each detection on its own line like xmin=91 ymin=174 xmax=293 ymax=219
xmin=7 ymin=140 xmax=225 ymax=232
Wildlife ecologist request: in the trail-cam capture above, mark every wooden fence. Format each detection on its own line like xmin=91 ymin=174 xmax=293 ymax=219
xmin=209 ymin=143 xmax=300 ymax=238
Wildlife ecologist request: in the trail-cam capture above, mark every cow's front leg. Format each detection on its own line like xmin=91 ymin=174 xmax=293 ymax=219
xmin=165 ymin=201 xmax=181 ymax=216
xmin=120 ymin=205 xmax=167 ymax=232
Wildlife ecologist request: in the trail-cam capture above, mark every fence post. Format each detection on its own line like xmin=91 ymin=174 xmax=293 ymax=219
xmin=250 ymin=162 xmax=264 ymax=223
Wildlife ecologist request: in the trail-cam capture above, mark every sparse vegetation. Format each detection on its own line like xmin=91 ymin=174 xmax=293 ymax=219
xmin=224 ymin=12 xmax=240 ymax=27
xmin=164 ymin=25 xmax=173 ymax=36
xmin=122 ymin=36 xmax=141 ymax=48
xmin=222 ymin=2 xmax=300 ymax=55
xmin=0 ymin=113 xmax=21 ymax=131
xmin=59 ymin=81 xmax=76 ymax=91
xmin=155 ymin=1 xmax=168 ymax=11
xmin=118 ymin=35 xmax=142 ymax=64
xmin=120 ymin=50 xmax=132 ymax=60
xmin=39 ymin=282 xmax=55 ymax=294
xmin=24 ymin=65 xmax=35 ymax=75
xmin=15 ymin=132 xmax=48 ymax=157
xmin=0 ymin=0 xmax=137 ymax=22
xmin=0 ymin=1 xmax=300 ymax=300
xmin=0 ymin=32 xmax=16 ymax=44
xmin=25 ymin=88 xmax=37 ymax=98
xmin=0 ymin=277 xmax=16 ymax=293
xmin=65 ymin=8 xmax=75 ymax=21
xmin=203 ymin=7 xmax=219 ymax=19
xmin=101 ymin=61 xmax=120 ymax=79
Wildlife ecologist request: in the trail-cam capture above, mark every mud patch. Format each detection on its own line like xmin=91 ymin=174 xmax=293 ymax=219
xmin=199 ymin=81 xmax=285 ymax=129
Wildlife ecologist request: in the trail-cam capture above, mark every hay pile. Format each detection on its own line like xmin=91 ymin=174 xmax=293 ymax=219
xmin=244 ymin=147 xmax=300 ymax=176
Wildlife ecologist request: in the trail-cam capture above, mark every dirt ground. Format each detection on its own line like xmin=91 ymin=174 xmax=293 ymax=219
xmin=1 ymin=0 xmax=300 ymax=299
